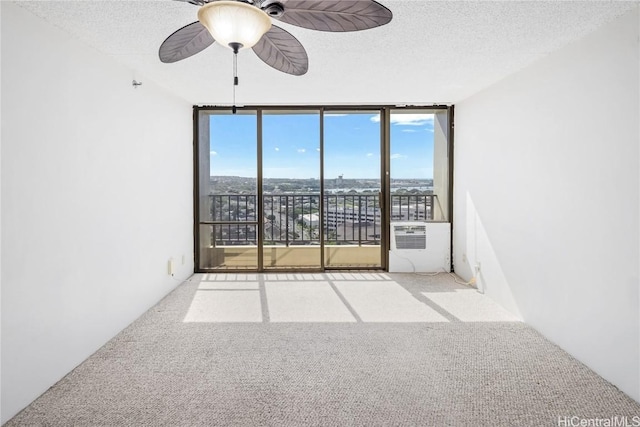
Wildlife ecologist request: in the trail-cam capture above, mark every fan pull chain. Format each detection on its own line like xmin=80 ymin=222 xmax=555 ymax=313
xmin=232 ymin=49 xmax=238 ymax=115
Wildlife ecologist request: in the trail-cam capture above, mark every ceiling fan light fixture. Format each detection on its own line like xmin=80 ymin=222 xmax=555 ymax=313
xmin=197 ymin=1 xmax=272 ymax=51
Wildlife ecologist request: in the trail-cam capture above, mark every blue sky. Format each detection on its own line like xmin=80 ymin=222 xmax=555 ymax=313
xmin=209 ymin=112 xmax=435 ymax=179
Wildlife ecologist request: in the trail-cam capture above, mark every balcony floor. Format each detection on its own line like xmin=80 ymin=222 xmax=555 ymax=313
xmin=6 ymin=273 xmax=639 ymax=426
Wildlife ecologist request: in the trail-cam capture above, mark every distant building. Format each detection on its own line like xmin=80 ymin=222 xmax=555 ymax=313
xmin=324 ymin=204 xmax=429 ymax=228
xmin=300 ymin=213 xmax=320 ymax=227
xmin=325 ymin=208 xmax=379 ymax=229
xmin=391 ymin=205 xmax=430 ymax=221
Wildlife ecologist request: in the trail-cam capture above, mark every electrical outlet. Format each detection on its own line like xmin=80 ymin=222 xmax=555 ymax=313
xmin=462 ymin=253 xmax=467 ymax=263
xmin=181 ymin=254 xmax=186 ymax=265
xmin=168 ymin=258 xmax=175 ymax=276
xmin=475 ymin=262 xmax=481 ymax=272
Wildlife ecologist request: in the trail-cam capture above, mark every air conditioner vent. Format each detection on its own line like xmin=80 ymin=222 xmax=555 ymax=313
xmin=393 ymin=225 xmax=427 ymax=250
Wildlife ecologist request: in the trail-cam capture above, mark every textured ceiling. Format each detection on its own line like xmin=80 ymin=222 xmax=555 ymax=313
xmin=12 ymin=0 xmax=638 ymax=105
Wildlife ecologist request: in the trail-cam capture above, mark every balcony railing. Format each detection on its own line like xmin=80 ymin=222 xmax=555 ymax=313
xmin=207 ymin=193 xmax=434 ymax=246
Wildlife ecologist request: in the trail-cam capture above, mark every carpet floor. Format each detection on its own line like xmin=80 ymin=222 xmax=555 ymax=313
xmin=5 ymin=272 xmax=640 ymax=426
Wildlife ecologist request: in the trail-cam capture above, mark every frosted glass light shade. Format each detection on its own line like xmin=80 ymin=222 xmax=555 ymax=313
xmin=198 ymin=1 xmax=272 ymax=50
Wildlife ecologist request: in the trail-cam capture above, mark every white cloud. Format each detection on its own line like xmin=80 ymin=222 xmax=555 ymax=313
xmin=325 ymin=113 xmax=347 ymax=117
xmin=392 ymin=114 xmax=434 ymax=126
xmin=390 ymin=153 xmax=407 ymax=160
xmin=402 ymin=129 xmax=418 ymax=133
xmin=297 ymin=148 xmax=306 ymax=153
xmin=371 ymin=114 xmax=435 ymax=126
xmin=210 ymin=151 xmax=218 ymax=156
xmin=366 ymin=153 xmax=373 ymax=157
xmin=316 ymin=148 xmax=320 ymax=152
xmin=274 ymin=147 xmax=280 ymax=151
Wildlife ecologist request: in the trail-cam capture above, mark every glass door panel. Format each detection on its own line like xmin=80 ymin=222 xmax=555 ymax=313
xmin=262 ymin=110 xmax=321 ymax=269
xmin=198 ymin=110 xmax=258 ymax=270
xmin=323 ymin=111 xmax=383 ymax=268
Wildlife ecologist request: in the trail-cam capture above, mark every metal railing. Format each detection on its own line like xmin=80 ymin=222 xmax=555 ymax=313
xmin=207 ymin=193 xmax=434 ymax=246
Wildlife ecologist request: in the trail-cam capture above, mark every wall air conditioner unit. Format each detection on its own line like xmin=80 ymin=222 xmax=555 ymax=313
xmin=389 ymin=222 xmax=451 ymax=273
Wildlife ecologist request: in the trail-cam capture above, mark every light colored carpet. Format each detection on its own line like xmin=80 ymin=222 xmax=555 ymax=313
xmin=5 ymin=273 xmax=640 ymax=426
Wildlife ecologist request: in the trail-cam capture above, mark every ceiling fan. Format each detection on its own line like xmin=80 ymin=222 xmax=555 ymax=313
xmin=159 ymin=0 xmax=393 ymax=76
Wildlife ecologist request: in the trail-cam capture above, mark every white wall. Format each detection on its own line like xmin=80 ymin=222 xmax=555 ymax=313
xmin=1 ymin=3 xmax=194 ymax=422
xmin=454 ymin=7 xmax=640 ymax=401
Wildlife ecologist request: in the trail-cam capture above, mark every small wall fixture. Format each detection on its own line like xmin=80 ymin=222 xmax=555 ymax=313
xmin=132 ymin=80 xmax=143 ymax=89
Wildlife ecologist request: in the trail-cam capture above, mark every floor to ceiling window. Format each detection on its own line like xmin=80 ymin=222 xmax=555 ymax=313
xmin=195 ymin=106 xmax=452 ymax=272
xmin=262 ymin=110 xmax=322 ymax=270
xmin=197 ymin=110 xmax=258 ymax=271
xmin=323 ymin=110 xmax=383 ymax=268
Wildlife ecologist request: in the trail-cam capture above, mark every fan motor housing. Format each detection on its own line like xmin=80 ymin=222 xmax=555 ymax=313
xmin=261 ymin=0 xmax=284 ymax=17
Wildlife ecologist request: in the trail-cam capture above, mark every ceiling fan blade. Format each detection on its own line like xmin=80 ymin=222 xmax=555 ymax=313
xmin=252 ymin=25 xmax=308 ymax=76
xmin=159 ymin=21 xmax=215 ymax=63
xmin=275 ymin=0 xmax=392 ymax=32
xmin=172 ymin=0 xmax=206 ymax=5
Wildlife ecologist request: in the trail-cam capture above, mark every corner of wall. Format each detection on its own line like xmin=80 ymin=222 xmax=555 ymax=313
xmin=453 ymin=6 xmax=640 ymax=401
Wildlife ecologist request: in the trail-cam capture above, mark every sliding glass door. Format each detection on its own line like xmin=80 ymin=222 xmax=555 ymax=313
xmin=197 ymin=110 xmax=258 ymax=270
xmin=323 ymin=110 xmax=383 ymax=268
xmin=262 ymin=110 xmax=321 ymax=269
xmin=194 ymin=106 xmax=451 ymax=272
